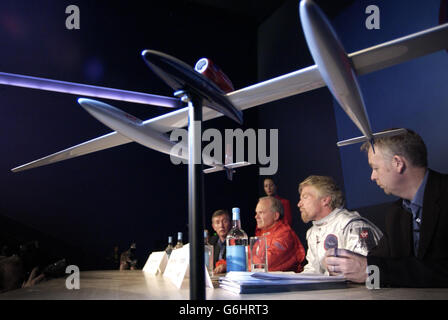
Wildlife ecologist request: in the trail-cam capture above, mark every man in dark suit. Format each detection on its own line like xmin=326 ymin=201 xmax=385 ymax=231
xmin=324 ymin=129 xmax=448 ymax=287
xmin=208 ymin=209 xmax=231 ymax=274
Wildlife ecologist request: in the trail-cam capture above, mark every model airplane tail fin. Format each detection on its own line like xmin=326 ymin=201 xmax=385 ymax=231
xmin=203 ymin=161 xmax=252 ymax=180
xmin=336 ymin=128 xmax=407 ymax=147
xmin=202 ymin=142 xmax=251 ymax=179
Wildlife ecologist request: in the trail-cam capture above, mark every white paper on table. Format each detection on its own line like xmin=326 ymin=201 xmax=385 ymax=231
xmin=163 ymin=244 xmax=190 ymax=288
xmin=251 ymin=272 xmax=346 ymax=281
xmin=205 ymin=265 xmax=214 ymax=289
xmin=142 ymin=251 xmax=168 ymax=275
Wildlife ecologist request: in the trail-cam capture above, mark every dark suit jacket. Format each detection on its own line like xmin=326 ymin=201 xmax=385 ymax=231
xmin=368 ymin=169 xmax=448 ymax=287
xmin=208 ymin=235 xmax=226 ymax=268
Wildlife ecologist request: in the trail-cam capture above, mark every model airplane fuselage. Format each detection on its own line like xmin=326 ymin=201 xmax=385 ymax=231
xmin=1 ymin=0 xmax=447 ymax=173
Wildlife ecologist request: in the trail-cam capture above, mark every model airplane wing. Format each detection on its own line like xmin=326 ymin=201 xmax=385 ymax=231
xmin=9 ymin=19 xmax=448 ymax=172
xmin=11 ymin=132 xmax=131 ymax=172
xmin=0 ymin=72 xmax=183 ymax=108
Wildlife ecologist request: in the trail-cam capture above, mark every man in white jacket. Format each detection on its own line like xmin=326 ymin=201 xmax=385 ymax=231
xmin=298 ymin=175 xmax=383 ymax=274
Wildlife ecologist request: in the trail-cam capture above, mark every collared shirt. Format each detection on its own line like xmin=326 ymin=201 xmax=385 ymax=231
xmin=312 ymin=208 xmax=344 ymax=227
xmin=217 ymin=239 xmax=226 ymax=260
xmin=402 ymin=170 xmax=429 ymax=255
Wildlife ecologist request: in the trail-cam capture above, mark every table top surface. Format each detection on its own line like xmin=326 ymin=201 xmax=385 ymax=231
xmin=1 ymin=270 xmax=448 ymax=300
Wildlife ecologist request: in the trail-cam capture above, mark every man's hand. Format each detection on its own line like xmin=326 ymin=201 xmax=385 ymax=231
xmin=324 ymin=248 xmax=368 ymax=283
xmin=213 ymin=263 xmax=226 ymax=274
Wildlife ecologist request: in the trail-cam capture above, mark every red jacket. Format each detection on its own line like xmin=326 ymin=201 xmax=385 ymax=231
xmin=255 ymin=221 xmax=305 ymax=273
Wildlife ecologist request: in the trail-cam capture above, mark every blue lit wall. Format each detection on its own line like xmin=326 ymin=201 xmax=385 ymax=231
xmin=331 ymin=0 xmax=448 ymax=208
xmin=257 ymin=0 xmax=448 ymax=236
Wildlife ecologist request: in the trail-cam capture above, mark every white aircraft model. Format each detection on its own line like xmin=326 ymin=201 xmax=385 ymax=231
xmin=1 ymin=0 xmax=446 ymax=173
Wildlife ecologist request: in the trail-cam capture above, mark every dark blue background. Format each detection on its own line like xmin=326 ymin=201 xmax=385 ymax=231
xmin=0 ymin=0 xmax=261 ymax=268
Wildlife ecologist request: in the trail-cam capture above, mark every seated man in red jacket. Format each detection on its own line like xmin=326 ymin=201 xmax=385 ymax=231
xmin=255 ymin=196 xmax=305 ymax=272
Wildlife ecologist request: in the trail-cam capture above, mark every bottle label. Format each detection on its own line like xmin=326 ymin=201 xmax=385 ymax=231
xmin=226 ymin=245 xmax=246 ymax=271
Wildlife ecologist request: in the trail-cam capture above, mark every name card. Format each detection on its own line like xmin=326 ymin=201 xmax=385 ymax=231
xmin=163 ymin=244 xmax=190 ymax=288
xmin=163 ymin=243 xmax=214 ymax=289
xmin=143 ymin=251 xmax=168 ymax=275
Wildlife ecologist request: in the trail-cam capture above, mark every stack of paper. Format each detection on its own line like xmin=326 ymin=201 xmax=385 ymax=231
xmin=219 ymin=271 xmax=347 ymax=294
